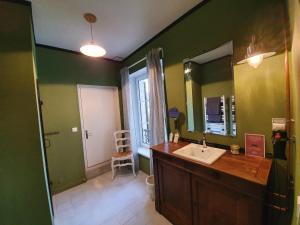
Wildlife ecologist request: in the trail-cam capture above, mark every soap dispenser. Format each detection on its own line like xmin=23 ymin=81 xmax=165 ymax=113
xmin=169 ymin=132 xmax=174 ymax=142
xmin=173 ymin=132 xmax=180 ymax=144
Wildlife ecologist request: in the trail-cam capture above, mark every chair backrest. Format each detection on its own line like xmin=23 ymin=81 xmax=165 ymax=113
xmin=114 ymin=130 xmax=130 ymax=153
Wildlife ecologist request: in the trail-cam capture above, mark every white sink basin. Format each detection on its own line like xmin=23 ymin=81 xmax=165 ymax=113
xmin=173 ymin=143 xmax=226 ymax=165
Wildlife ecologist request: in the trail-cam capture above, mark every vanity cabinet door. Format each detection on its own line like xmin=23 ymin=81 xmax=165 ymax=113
xmin=157 ymin=160 xmax=193 ymax=225
xmin=191 ymin=175 xmax=263 ymax=225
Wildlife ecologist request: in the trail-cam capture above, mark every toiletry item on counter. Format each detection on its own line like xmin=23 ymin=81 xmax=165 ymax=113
xmin=230 ymin=144 xmax=240 ymax=155
xmin=173 ymin=132 xmax=180 ymax=144
xmin=169 ymin=132 xmax=174 ymax=142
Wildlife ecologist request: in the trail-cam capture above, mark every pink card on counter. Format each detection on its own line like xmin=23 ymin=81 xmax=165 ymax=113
xmin=245 ymin=134 xmax=265 ymax=158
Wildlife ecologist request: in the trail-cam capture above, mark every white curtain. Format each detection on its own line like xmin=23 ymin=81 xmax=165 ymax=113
xmin=147 ymin=48 xmax=167 ymax=174
xmin=120 ymin=67 xmax=139 ymax=171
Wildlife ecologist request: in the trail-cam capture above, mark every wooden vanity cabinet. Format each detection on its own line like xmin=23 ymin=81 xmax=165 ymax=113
xmin=152 ymin=144 xmax=271 ymax=225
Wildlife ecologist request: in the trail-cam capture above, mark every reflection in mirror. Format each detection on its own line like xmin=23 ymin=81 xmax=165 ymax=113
xmin=184 ymin=41 xmax=236 ymax=136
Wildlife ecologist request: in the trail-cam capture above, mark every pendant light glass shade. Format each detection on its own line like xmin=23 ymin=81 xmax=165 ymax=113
xmin=80 ymin=13 xmax=106 ymax=57
xmin=80 ymin=44 xmax=106 ymax=57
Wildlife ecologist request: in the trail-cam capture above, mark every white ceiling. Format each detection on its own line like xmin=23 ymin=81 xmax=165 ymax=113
xmin=29 ymin=0 xmax=202 ymax=60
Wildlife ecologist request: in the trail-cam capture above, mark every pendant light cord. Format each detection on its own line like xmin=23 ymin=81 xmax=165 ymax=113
xmin=90 ymin=23 xmax=94 ymax=43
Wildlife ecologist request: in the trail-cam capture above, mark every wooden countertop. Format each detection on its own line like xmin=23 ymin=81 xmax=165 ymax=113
xmin=151 ymin=142 xmax=272 ymax=186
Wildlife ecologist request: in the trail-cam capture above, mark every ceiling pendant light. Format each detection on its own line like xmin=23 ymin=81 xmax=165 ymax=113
xmin=237 ymin=36 xmax=275 ymax=68
xmin=80 ymin=13 xmax=106 ymax=57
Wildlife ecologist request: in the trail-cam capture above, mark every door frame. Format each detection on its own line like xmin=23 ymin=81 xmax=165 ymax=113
xmin=77 ymin=84 xmax=121 ymax=171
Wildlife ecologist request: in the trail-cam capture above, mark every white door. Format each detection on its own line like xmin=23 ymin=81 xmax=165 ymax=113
xmin=78 ymin=85 xmax=121 ymax=169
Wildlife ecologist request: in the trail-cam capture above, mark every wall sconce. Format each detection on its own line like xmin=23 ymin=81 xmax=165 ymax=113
xmin=237 ymin=36 xmax=275 ymax=68
xmin=184 ymin=67 xmax=192 ymax=74
xmin=184 ymin=61 xmax=192 ymax=80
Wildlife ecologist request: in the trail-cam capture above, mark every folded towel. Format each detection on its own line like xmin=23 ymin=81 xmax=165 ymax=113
xmin=206 ymin=97 xmax=221 ymax=115
xmin=207 ymin=114 xmax=223 ymax=123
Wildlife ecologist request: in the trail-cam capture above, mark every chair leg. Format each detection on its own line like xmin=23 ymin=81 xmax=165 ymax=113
xmin=131 ymin=156 xmax=136 ymax=177
xmin=111 ymin=159 xmax=115 ymax=180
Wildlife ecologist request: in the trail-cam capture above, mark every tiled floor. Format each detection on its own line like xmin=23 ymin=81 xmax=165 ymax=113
xmin=53 ymin=171 xmax=172 ymax=225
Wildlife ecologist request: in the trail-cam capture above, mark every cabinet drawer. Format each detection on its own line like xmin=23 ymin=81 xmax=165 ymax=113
xmin=153 ymin=151 xmax=185 ymax=168
xmin=185 ymin=162 xmax=266 ymax=199
xmin=153 ymin=151 xmax=266 ymax=199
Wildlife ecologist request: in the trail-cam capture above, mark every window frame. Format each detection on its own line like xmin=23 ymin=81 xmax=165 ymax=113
xmin=135 ymin=74 xmax=150 ymax=147
xmin=129 ymin=67 xmax=150 ymax=149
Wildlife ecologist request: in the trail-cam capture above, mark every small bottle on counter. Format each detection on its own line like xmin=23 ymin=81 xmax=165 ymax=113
xmin=173 ymin=132 xmax=180 ymax=144
xmin=230 ymin=144 xmax=240 ymax=155
xmin=169 ymin=132 xmax=174 ymax=142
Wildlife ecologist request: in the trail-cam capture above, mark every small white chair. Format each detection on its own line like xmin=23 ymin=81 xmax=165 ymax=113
xmin=111 ymin=130 xmax=136 ymax=179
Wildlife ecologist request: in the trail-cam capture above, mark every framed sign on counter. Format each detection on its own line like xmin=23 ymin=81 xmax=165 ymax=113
xmin=245 ymin=133 xmax=265 ymax=158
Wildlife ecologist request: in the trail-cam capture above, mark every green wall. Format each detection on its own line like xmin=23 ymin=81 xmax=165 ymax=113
xmin=288 ymin=0 xmax=300 ymax=224
xmin=124 ymin=0 xmax=289 ymax=223
xmin=0 ymin=2 xmax=52 ymax=225
xmin=234 ymin=53 xmax=286 ymax=152
xmin=39 ymin=84 xmax=86 ymax=193
xmin=188 ymin=56 xmax=234 ymax=133
xmin=198 ymin=56 xmax=233 ymax=98
xmin=124 ymin=0 xmax=288 ymax=153
xmin=139 ymin=155 xmax=150 ymax=175
xmin=36 ymin=47 xmax=121 ymax=193
xmin=36 ymin=47 xmax=121 ymax=86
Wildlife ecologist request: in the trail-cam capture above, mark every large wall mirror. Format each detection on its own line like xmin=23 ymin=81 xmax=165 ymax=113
xmin=184 ymin=41 xmax=236 ymax=136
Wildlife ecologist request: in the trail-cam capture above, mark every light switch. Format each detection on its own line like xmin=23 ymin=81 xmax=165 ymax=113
xmin=72 ymin=127 xmax=78 ymax=133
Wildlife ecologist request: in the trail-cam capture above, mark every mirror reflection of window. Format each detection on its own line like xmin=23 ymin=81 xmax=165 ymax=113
xmin=184 ymin=41 xmax=236 ymax=136
xmin=129 ymin=67 xmax=150 ymax=148
xmin=137 ymin=78 xmax=150 ymax=145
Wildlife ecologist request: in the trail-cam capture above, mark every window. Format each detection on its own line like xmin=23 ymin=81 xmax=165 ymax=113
xmin=137 ymin=78 xmax=150 ymax=145
xmin=130 ymin=67 xmax=150 ymax=148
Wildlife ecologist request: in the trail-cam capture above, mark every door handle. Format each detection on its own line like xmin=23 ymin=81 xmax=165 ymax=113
xmin=45 ymin=131 xmax=60 ymax=136
xmin=85 ymin=130 xmax=92 ymax=139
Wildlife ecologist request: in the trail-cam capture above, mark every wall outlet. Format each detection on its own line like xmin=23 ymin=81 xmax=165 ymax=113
xmin=72 ymin=127 xmax=78 ymax=132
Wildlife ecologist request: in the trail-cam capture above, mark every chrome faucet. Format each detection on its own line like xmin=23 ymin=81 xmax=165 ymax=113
xmin=202 ymin=133 xmax=207 ymax=148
